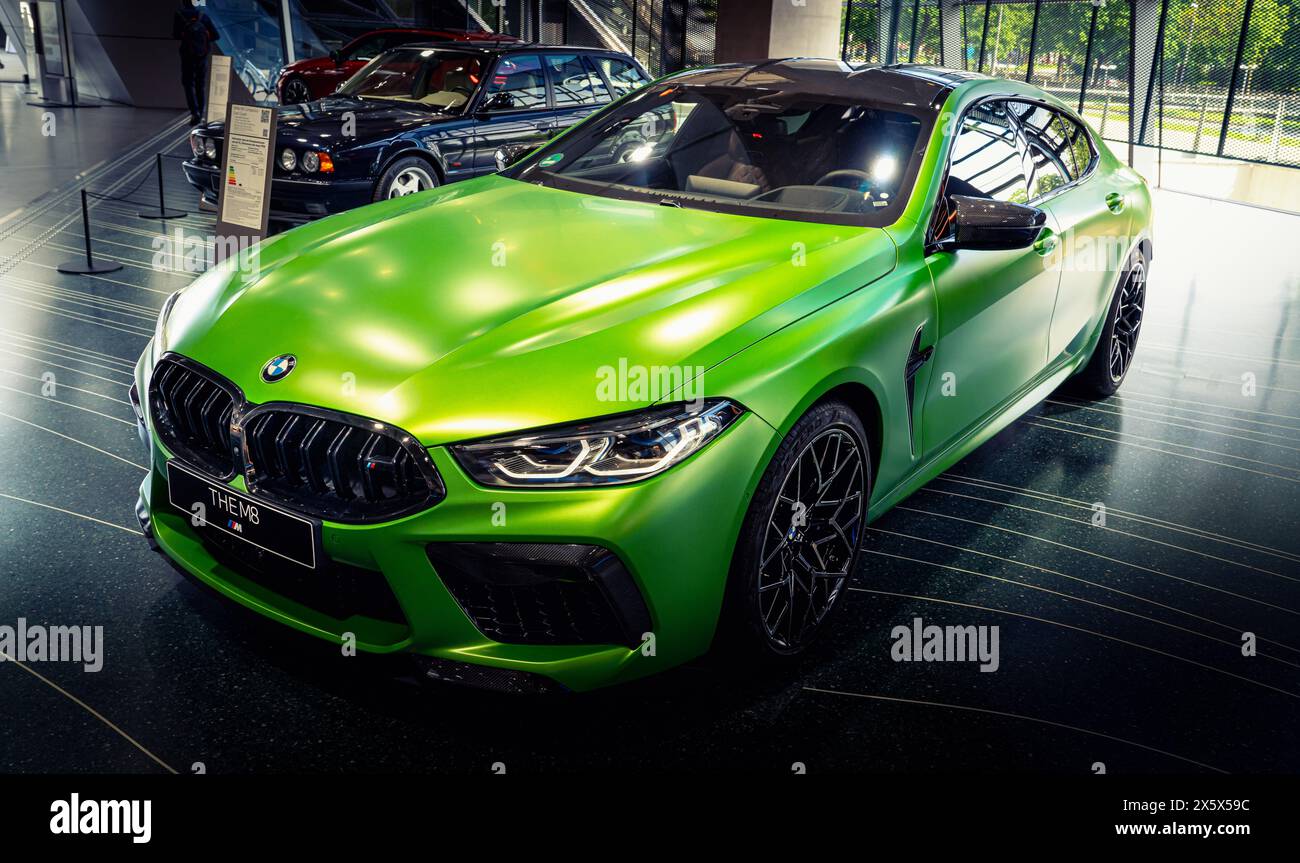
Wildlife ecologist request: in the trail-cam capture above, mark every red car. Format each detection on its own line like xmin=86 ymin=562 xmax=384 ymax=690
xmin=276 ymin=28 xmax=518 ymax=104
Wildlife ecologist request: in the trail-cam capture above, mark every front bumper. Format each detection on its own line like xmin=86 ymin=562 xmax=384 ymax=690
xmin=182 ymin=160 xmax=373 ymax=224
xmin=133 ymin=348 xmax=776 ymax=691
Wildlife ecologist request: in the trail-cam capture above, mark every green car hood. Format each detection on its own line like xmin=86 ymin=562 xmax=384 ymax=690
xmin=164 ymin=175 xmax=897 ymax=444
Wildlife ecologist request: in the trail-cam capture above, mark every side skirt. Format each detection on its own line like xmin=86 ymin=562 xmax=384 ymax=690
xmin=866 ymin=355 xmax=1080 ymax=522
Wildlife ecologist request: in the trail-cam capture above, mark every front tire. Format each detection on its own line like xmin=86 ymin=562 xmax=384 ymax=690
xmin=719 ymin=400 xmax=870 ymax=659
xmin=373 ymin=156 xmax=439 ymax=202
xmin=1071 ymin=250 xmax=1148 ymax=398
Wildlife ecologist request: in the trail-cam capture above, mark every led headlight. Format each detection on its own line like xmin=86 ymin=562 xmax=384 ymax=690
xmin=203 ymin=138 xmax=217 ymax=160
xmin=451 ymin=399 xmax=744 ymax=488
xmin=301 ymin=151 xmax=320 ymax=173
xmin=190 ymin=134 xmax=204 ymax=158
xmin=279 ymin=148 xmax=297 ymax=172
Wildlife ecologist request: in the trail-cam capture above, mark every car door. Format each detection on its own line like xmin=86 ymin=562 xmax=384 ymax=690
xmin=467 ymin=53 xmax=554 ymax=175
xmin=1013 ymin=102 xmax=1130 ymax=362
xmin=542 ymin=52 xmax=613 ymax=133
xmin=920 ymin=98 xmax=1063 ymax=454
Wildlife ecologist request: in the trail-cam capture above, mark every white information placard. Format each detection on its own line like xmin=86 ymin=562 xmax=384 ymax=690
xmin=219 ymin=104 xmax=274 ymax=231
xmin=206 ymin=54 xmax=231 ymax=125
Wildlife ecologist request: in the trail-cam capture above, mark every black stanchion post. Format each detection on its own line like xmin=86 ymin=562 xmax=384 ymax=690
xmin=139 ymin=153 xmax=187 ymax=219
xmin=57 ymin=189 xmax=124 ymax=275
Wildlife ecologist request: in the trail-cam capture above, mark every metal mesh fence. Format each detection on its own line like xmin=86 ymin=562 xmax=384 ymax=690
xmin=540 ymin=0 xmax=569 ymax=43
xmin=843 ymin=0 xmax=885 ymax=65
xmin=981 ymin=1 xmax=1036 ymax=78
xmin=896 ymin=0 xmax=945 ymax=64
xmin=1029 ymin=0 xmax=1095 ymax=108
xmin=1147 ymin=0 xmax=1248 ymax=154
xmin=1220 ymin=0 xmax=1300 ymax=165
xmin=633 ymin=0 xmax=666 ymax=75
xmin=1081 ymin=0 xmax=1131 ymax=142
xmin=685 ymin=0 xmax=719 ymax=69
xmin=961 ymin=1 xmax=989 ymax=71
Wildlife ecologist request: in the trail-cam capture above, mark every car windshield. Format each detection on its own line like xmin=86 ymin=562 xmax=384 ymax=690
xmin=337 ymin=48 xmax=483 ymax=111
xmin=514 ymin=84 xmax=929 ymax=225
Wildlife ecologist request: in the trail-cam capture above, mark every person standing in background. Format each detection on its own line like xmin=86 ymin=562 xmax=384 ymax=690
xmin=173 ymin=0 xmax=219 ymax=125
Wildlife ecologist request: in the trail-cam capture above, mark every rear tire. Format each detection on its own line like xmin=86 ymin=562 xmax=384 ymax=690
xmin=717 ymin=400 xmax=870 ymax=661
xmin=1071 ymin=250 xmax=1148 ymax=398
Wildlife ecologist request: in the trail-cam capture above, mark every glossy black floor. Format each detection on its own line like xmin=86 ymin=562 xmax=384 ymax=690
xmin=1 ymin=102 xmax=1297 ymax=774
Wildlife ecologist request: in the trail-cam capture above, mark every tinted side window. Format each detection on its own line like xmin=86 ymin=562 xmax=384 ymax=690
xmin=596 ymin=57 xmax=649 ymax=98
xmin=581 ymin=56 xmax=614 ymax=102
xmin=947 ymin=100 xmax=1028 ymax=203
xmin=1058 ymin=112 xmax=1096 ymax=180
xmin=347 ymin=35 xmax=388 ymax=62
xmin=1010 ymin=101 xmax=1072 ymax=199
xmin=484 ymin=54 xmax=547 ymax=111
xmin=546 ymin=53 xmax=608 ymax=106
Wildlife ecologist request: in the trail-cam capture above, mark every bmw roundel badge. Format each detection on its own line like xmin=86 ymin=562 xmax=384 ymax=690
xmin=261 ymin=354 xmax=296 ymax=383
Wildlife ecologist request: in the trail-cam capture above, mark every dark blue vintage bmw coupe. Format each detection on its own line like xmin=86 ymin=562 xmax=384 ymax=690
xmin=183 ymin=42 xmax=649 ymax=226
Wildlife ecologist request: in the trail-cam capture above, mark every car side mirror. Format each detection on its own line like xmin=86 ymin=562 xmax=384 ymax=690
xmin=329 ymin=49 xmax=342 ymax=66
xmin=936 ymin=195 xmax=1046 ymax=252
xmin=495 ymin=142 xmax=545 ymax=172
xmin=478 ymin=92 xmax=516 ymax=115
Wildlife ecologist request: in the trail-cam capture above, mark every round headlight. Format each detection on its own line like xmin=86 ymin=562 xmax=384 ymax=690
xmin=301 ymin=151 xmax=320 ymax=173
xmin=190 ymin=134 xmax=204 ymax=158
xmin=279 ymin=148 xmax=297 ymax=172
xmin=203 ymin=138 xmax=217 ymax=160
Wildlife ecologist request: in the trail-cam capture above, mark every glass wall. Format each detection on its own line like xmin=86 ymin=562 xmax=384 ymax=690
xmin=842 ymin=0 xmax=1300 ymax=172
xmin=195 ymin=0 xmax=287 ymax=102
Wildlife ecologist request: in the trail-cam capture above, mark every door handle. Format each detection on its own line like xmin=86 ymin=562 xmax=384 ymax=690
xmin=1033 ymin=228 xmax=1058 ymax=256
xmin=1105 ymin=192 xmax=1126 ymax=214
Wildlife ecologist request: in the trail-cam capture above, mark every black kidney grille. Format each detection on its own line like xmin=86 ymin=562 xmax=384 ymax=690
xmin=149 ymin=357 xmax=237 ymax=477
xmin=243 ymin=408 xmax=442 ymax=522
xmin=149 ymin=354 xmax=442 ymax=523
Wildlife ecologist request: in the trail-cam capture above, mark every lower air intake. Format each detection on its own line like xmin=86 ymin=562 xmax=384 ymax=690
xmin=427 ymin=542 xmax=652 ymax=648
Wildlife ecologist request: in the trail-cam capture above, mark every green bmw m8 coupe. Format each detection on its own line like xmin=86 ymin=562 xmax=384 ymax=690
xmin=132 ymin=60 xmax=1152 ymax=692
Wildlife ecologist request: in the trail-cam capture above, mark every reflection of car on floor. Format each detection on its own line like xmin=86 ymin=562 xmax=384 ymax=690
xmin=275 ymin=27 xmax=518 ymax=104
xmin=182 ymin=43 xmax=649 ymax=226
xmin=141 ymin=61 xmax=1152 ymax=692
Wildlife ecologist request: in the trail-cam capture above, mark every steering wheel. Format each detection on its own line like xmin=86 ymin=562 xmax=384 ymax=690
xmin=815 ymin=169 xmax=873 ymax=189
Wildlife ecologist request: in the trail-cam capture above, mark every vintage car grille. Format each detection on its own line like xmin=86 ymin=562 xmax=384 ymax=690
xmin=148 ymin=354 xmax=444 ymax=522
xmin=148 ymin=356 xmax=239 ymax=478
